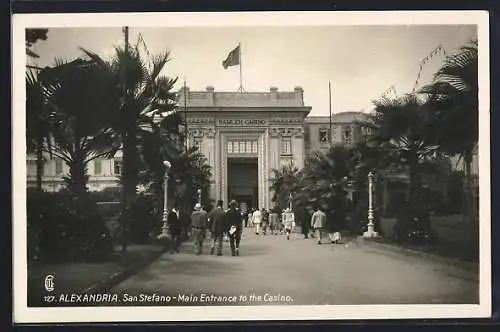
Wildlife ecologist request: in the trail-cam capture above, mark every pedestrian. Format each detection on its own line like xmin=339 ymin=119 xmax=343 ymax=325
xmin=207 ymin=200 xmax=226 ymax=256
xmin=269 ymin=208 xmax=279 ymax=235
xmin=226 ymin=200 xmax=243 ymax=256
xmin=246 ymin=208 xmax=253 ymax=228
xmin=311 ymin=205 xmax=327 ymax=244
xmin=280 ymin=209 xmax=286 ymax=234
xmin=168 ymin=207 xmax=182 ymax=253
xmin=190 ymin=203 xmax=208 ymax=255
xmin=283 ymin=208 xmax=295 ymax=240
xmin=261 ymin=208 xmax=269 ymax=235
xmin=327 ymin=196 xmax=347 ymax=244
xmin=251 ymin=208 xmax=262 ymax=235
xmin=301 ymin=208 xmax=312 ymax=239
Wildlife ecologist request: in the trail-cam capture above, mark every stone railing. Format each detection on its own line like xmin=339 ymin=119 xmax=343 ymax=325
xmin=177 ymin=86 xmax=305 ymax=108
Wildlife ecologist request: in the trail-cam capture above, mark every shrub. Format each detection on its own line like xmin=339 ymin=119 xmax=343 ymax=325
xmin=393 ymin=202 xmax=437 ymax=244
xmin=27 ymin=190 xmax=113 ymax=263
xmin=125 ymin=193 xmax=161 ymax=244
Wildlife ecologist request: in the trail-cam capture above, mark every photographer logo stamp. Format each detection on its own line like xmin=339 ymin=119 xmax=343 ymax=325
xmin=44 ymin=275 xmax=55 ymax=292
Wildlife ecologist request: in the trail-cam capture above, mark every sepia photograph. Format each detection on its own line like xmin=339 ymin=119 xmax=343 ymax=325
xmin=12 ymin=11 xmax=490 ymax=323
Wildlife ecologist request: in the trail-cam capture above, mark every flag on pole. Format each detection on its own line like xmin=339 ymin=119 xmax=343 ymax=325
xmin=222 ymin=45 xmax=240 ymax=69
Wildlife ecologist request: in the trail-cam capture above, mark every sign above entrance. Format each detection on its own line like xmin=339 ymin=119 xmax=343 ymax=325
xmin=217 ymin=119 xmax=268 ymax=126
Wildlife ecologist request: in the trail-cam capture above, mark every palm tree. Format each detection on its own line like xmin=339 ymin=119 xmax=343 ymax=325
xmin=419 ymin=40 xmax=478 ymax=221
xmin=26 ymin=28 xmax=50 ymax=193
xmin=26 ymin=28 xmax=48 ymax=59
xmin=26 ymin=69 xmax=52 ymax=193
xmin=298 ymin=146 xmax=352 ymax=215
xmin=82 ymin=42 xmax=178 ymax=216
xmin=82 ymin=41 xmax=179 ymax=258
xmin=38 ymin=58 xmax=121 ymax=197
xmin=367 ymin=94 xmax=440 ymax=207
xmin=364 ymin=94 xmax=444 ymax=241
xmin=269 ymin=164 xmax=301 ymax=210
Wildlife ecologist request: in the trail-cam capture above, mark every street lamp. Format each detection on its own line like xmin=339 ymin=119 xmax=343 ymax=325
xmin=363 ymin=171 xmax=379 ymax=238
xmin=197 ymin=188 xmax=202 ymax=205
xmin=288 ymin=192 xmax=293 ymax=210
xmin=158 ymin=160 xmax=171 ymax=240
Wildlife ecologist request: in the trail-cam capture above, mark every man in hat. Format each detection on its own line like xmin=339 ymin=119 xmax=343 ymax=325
xmin=190 ymin=203 xmax=208 ymax=255
xmin=207 ymin=200 xmax=226 ymax=256
xmin=226 ymin=200 xmax=243 ymax=256
xmin=311 ymin=205 xmax=327 ymax=245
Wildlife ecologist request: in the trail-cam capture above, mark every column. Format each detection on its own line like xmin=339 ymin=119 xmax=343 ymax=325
xmin=221 ymin=133 xmax=228 ymax=207
xmin=258 ymin=133 xmax=265 ymax=209
xmin=203 ymin=127 xmax=217 ymax=202
xmin=268 ymin=128 xmax=280 ymax=208
xmin=292 ymin=127 xmax=305 ymax=169
xmin=264 ymin=129 xmax=270 ymax=209
xmin=214 ymin=129 xmax=221 ymax=203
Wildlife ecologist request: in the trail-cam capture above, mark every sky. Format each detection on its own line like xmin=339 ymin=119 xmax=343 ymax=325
xmin=29 ymin=25 xmax=477 ymax=116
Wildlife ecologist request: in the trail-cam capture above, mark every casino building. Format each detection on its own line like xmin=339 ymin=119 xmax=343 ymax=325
xmin=179 ymin=86 xmax=370 ymax=209
xmin=26 ymin=86 xmax=374 ymax=209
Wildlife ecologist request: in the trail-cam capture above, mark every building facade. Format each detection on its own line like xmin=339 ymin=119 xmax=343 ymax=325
xmin=26 ymin=87 xmax=372 ymax=209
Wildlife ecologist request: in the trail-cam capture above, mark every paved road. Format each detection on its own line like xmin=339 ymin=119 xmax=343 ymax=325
xmin=110 ymin=227 xmax=479 ymax=306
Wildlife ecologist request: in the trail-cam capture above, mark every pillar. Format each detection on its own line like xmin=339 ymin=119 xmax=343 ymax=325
xmin=203 ymin=127 xmax=217 ymax=203
xmin=268 ymin=128 xmax=281 ymax=208
xmin=292 ymin=127 xmax=305 ymax=169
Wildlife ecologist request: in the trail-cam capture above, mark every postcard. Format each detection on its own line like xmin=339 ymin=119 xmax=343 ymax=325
xmin=12 ymin=10 xmax=491 ymax=323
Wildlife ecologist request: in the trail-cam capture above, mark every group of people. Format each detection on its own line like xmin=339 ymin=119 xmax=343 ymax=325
xmin=165 ymin=201 xmax=344 ymax=257
xmin=243 ymin=207 xmax=296 ymax=240
xmin=185 ymin=199 xmax=244 ymax=256
xmin=244 ymin=205 xmax=342 ymax=244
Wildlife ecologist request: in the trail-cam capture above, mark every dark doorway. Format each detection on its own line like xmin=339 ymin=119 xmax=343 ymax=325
xmin=227 ymin=158 xmax=258 ymax=211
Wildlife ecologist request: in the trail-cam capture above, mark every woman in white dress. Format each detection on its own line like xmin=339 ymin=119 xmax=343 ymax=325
xmin=283 ymin=208 xmax=295 ymax=240
xmin=251 ymin=208 xmax=263 ymax=235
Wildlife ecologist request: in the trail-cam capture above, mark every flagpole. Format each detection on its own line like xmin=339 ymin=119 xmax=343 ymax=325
xmin=183 ymin=78 xmax=188 ymax=152
xmin=238 ymin=42 xmax=243 ymax=92
xmin=329 ymin=81 xmax=333 ymax=147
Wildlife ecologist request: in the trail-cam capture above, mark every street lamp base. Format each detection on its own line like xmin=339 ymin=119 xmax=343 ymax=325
xmin=157 ymin=224 xmax=170 ymax=240
xmin=157 ymin=232 xmax=170 ymax=240
xmin=363 ymin=225 xmax=379 ymax=238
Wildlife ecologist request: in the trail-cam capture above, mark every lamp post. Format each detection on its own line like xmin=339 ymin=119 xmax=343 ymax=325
xmin=363 ymin=171 xmax=379 ymax=238
xmin=197 ymin=188 xmax=202 ymax=205
xmin=158 ymin=160 xmax=171 ymax=240
xmin=288 ymin=192 xmax=293 ymax=210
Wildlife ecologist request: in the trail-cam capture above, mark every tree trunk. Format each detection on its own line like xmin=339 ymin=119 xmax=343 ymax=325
xmin=121 ymin=129 xmax=139 ymax=261
xmin=408 ymin=153 xmax=422 ymax=207
xmin=36 ymin=135 xmax=43 ymax=193
xmin=382 ymin=177 xmax=389 ymax=217
xmin=464 ymin=152 xmax=476 ymax=222
xmin=67 ymin=157 xmax=87 ymax=198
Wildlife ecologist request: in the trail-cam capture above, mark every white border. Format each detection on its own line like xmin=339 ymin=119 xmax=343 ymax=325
xmin=12 ymin=11 xmax=491 ymax=323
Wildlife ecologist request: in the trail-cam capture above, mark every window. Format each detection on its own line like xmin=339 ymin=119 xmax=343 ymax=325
xmin=246 ymin=141 xmax=252 ymax=154
xmin=114 ymin=159 xmax=122 ymax=175
xmin=281 ymin=138 xmax=292 ymax=156
xmin=228 ymin=140 xmax=258 ymax=154
xmin=319 ymin=128 xmax=330 ymax=144
xmin=193 ymin=137 xmax=203 ymax=154
xmin=252 ymin=141 xmax=258 ymax=154
xmin=55 ymin=158 xmax=63 ymax=175
xmin=94 ymin=159 xmax=102 ymax=175
xmin=343 ymin=127 xmax=352 ymax=145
